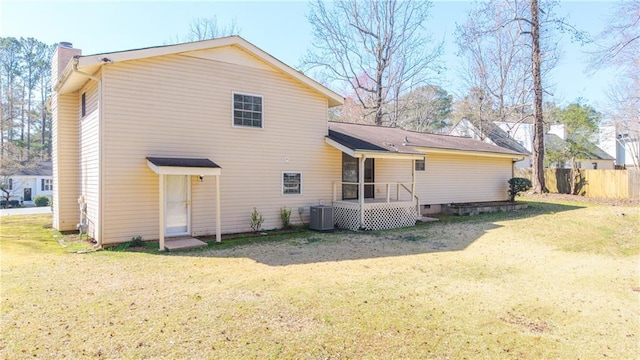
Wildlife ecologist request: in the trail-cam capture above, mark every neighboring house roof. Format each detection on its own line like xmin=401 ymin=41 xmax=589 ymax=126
xmin=545 ymin=134 xmax=615 ymax=161
xmin=453 ymin=119 xmax=531 ymax=155
xmin=57 ymin=36 xmax=344 ymax=107
xmin=10 ymin=161 xmax=53 ymax=176
xmin=327 ymin=122 xmax=526 ymax=159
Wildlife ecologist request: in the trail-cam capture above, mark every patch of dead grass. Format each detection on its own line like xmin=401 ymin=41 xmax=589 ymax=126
xmin=1 ymin=198 xmax=638 ymax=359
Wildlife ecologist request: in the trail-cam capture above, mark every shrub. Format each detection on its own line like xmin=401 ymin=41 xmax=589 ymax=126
xmin=280 ymin=207 xmax=292 ymax=229
xmin=34 ymin=195 xmax=50 ymax=207
xmin=250 ymin=207 xmax=264 ymax=232
xmin=508 ymin=177 xmax=532 ymax=202
xmin=130 ymin=236 xmax=144 ymax=247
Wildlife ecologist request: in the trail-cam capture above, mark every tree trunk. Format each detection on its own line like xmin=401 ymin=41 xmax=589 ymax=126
xmin=530 ymin=0 xmax=547 ymax=193
xmin=27 ymin=93 xmax=32 ymax=158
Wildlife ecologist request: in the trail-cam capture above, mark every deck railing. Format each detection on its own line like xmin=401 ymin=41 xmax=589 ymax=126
xmin=332 ymin=182 xmax=417 ymax=203
xmin=332 ymin=182 xmax=420 ymax=231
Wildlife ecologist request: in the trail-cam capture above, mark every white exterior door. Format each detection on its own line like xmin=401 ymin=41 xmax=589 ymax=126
xmin=164 ymin=175 xmax=190 ymax=236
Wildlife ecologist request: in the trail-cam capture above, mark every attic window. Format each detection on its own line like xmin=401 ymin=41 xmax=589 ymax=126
xmin=232 ymin=93 xmax=263 ymax=128
xmin=81 ymin=92 xmax=86 ymax=118
xmin=415 ymin=158 xmax=426 ymax=172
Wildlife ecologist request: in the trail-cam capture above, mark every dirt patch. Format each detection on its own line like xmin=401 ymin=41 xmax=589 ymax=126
xmin=500 ymin=311 xmax=551 ymax=334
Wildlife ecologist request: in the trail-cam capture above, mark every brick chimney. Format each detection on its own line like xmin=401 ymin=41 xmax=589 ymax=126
xmin=51 ymin=42 xmax=81 ymax=91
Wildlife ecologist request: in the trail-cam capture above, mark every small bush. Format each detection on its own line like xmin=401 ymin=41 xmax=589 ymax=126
xmin=130 ymin=236 xmax=144 ymax=247
xmin=250 ymin=207 xmax=264 ymax=232
xmin=280 ymin=207 xmax=292 ymax=229
xmin=508 ymin=177 xmax=532 ymax=202
xmin=34 ymin=195 xmax=50 ymax=207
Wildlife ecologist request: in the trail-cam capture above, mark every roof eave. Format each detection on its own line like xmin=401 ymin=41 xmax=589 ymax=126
xmin=325 ymin=137 xmax=424 ymax=159
xmin=413 ymin=146 xmax=526 ymax=160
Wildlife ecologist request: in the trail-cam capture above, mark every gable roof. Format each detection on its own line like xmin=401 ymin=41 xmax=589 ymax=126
xmin=58 ymin=36 xmax=344 ymax=107
xmin=327 ymin=122 xmax=526 ymax=159
xmin=6 ymin=161 xmax=53 ymax=176
xmin=545 ymin=133 xmax=615 ymax=161
xmin=453 ymin=118 xmax=531 ymax=155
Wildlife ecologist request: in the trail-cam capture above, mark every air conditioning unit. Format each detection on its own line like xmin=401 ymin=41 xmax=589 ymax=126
xmin=309 ymin=205 xmax=334 ymax=231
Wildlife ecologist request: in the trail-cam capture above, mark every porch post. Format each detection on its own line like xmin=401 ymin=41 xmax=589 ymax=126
xmin=159 ymin=174 xmax=165 ymax=251
xmin=412 ymin=160 xmax=418 ymax=216
xmin=215 ymin=175 xmax=221 ymax=242
xmin=359 ymin=155 xmax=365 ymax=229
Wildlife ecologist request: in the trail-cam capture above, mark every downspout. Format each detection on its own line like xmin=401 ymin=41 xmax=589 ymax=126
xmin=71 ymin=57 xmax=104 ymax=248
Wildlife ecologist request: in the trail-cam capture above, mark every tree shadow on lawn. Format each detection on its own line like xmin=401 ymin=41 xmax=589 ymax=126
xmin=169 ymin=201 xmax=584 ymax=266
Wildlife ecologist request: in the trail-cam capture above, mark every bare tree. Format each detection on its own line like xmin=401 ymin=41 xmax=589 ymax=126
xmin=456 ymin=0 xmax=587 ymax=193
xmin=0 ymin=37 xmax=22 ymax=155
xmin=303 ymin=0 xmax=443 ymax=126
xmin=169 ymin=16 xmax=241 ymax=44
xmin=589 ymin=0 xmax=639 ymax=168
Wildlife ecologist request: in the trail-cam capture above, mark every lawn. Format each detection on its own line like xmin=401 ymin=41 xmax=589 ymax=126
xmin=1 ymin=196 xmax=638 ymax=359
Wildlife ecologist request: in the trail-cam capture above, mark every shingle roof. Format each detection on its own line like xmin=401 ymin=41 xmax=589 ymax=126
xmin=14 ymin=161 xmax=52 ymax=176
xmin=328 ymin=122 xmax=525 ymax=157
xmin=544 ymin=134 xmax=615 ymax=160
xmin=146 ymin=157 xmax=221 ymax=168
xmin=463 ymin=119 xmax=531 ymax=155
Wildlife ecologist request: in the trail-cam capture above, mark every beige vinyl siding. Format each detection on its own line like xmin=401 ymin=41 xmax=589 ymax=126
xmin=583 ymin=159 xmax=615 ymax=170
xmin=78 ymin=78 xmax=100 ymax=239
xmin=416 ymin=154 xmax=512 ymax=204
xmin=51 ymin=92 xmax=79 ymax=231
xmin=371 ymin=158 xmax=413 ymax=201
xmin=101 ymin=49 xmax=341 ymax=243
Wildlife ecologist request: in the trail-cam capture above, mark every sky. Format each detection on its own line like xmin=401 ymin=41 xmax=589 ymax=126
xmin=0 ymin=0 xmax=620 ymax=111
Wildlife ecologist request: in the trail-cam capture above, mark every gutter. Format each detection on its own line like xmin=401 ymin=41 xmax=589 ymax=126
xmin=68 ymin=57 xmax=105 ymax=249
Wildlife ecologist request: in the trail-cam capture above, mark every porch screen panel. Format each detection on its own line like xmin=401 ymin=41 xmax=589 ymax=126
xmin=342 ymin=154 xmax=358 ymax=200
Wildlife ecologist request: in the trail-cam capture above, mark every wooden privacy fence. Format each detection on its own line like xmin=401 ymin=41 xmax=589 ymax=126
xmin=514 ymin=168 xmax=640 ymax=200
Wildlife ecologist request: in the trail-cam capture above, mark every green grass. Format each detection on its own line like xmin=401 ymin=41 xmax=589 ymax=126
xmin=1 ymin=198 xmax=638 ymax=359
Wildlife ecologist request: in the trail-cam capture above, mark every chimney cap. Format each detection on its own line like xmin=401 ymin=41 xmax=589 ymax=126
xmin=59 ymin=42 xmax=73 ymax=48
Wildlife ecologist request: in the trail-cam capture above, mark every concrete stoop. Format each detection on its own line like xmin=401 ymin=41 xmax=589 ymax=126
xmin=165 ymin=237 xmax=207 ymax=251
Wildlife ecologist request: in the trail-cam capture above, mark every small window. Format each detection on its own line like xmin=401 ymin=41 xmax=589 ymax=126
xmin=415 ymin=158 xmax=426 ymax=172
xmin=3 ymin=178 xmax=13 ymax=191
xmin=282 ymin=172 xmax=301 ymax=195
xmin=41 ymin=179 xmax=53 ymax=191
xmin=81 ymin=93 xmax=86 ymax=118
xmin=233 ymin=93 xmax=263 ymax=128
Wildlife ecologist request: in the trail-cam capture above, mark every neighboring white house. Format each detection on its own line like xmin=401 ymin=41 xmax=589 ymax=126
xmin=1 ymin=161 xmax=53 ymax=206
xmin=597 ymin=125 xmax=639 ymax=169
xmin=51 ymin=36 xmax=526 ymax=250
xmin=547 ymin=124 xmax=615 ymax=169
xmin=451 ymin=119 xmax=615 ymax=170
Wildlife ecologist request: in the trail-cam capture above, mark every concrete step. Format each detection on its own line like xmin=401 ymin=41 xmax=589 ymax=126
xmin=165 ymin=237 xmax=207 ymax=251
xmin=417 ymin=216 xmax=439 ymax=223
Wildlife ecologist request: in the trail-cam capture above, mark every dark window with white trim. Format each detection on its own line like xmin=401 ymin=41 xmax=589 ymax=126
xmin=233 ymin=93 xmax=262 ymax=128
xmin=41 ymin=179 xmax=53 ymax=191
xmin=415 ymin=158 xmax=426 ymax=172
xmin=282 ymin=172 xmax=301 ymax=195
xmin=81 ymin=92 xmax=86 ymax=118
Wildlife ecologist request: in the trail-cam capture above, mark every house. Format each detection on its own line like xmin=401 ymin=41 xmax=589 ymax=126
xmin=51 ymin=36 xmax=525 ymax=250
xmin=451 ymin=119 xmax=615 ymax=170
xmin=546 ymin=124 xmax=615 ymax=169
xmin=449 ymin=118 xmax=531 ymax=168
xmin=0 ymin=161 xmax=53 ymax=206
xmin=597 ymin=125 xmax=639 ymax=169
xmin=327 ymin=122 xmax=526 ymax=225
